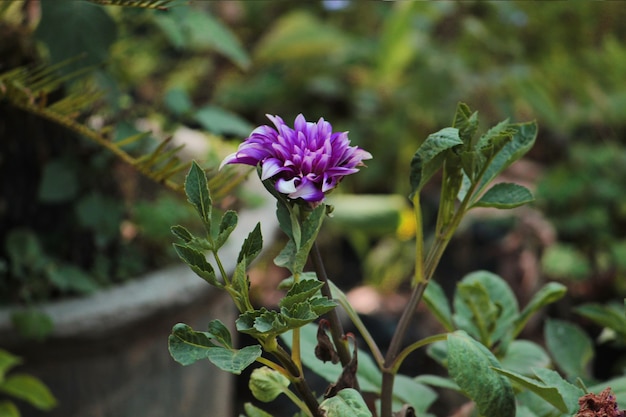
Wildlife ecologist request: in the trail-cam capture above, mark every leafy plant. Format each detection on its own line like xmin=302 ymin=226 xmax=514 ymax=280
xmin=0 ymin=349 xmax=56 ymax=417
xmin=164 ymin=104 xmax=623 ymax=417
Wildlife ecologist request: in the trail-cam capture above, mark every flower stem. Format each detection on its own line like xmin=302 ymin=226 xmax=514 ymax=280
xmin=272 ymin=344 xmax=323 ymax=417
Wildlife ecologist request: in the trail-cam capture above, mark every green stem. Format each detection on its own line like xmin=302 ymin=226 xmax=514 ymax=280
xmin=390 ymin=333 xmax=448 ymax=374
xmin=272 ymin=344 xmax=323 ymax=417
xmin=311 ymin=242 xmax=353 ymax=369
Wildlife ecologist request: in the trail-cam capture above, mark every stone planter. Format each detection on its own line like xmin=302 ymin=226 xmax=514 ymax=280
xmin=0 ymin=193 xmax=277 ymax=417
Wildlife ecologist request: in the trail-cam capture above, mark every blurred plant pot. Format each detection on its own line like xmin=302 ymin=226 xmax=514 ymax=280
xmin=0 ymin=196 xmax=277 ymax=417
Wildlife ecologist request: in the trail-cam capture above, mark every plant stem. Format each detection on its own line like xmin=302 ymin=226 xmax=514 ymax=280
xmin=272 ymin=344 xmax=323 ymax=417
xmin=311 ymin=242 xmax=353 ymax=369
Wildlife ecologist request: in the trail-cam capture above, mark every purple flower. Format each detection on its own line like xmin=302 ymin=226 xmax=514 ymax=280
xmin=221 ymin=114 xmax=372 ymax=204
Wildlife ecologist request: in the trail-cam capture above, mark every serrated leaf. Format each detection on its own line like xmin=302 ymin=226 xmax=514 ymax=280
xmin=511 ymin=282 xmax=566 ymax=340
xmin=319 ymin=388 xmax=372 ymax=417
xmin=236 ymin=308 xmax=289 ymax=337
xmin=409 ymin=127 xmax=463 ymax=198
xmin=453 ymin=271 xmax=519 ymax=348
xmin=0 ymin=374 xmax=57 ymax=410
xmin=230 ymin=258 xmax=250 ymax=313
xmin=170 ymin=224 xmax=194 ymax=243
xmin=545 ymin=319 xmax=594 ymax=379
xmin=476 ymin=119 xmax=514 ymax=159
xmin=281 ymin=303 xmax=318 ymax=328
xmin=472 ymin=183 xmax=534 ymax=209
xmin=277 ymin=271 xmax=318 ymax=290
xmin=493 ymin=368 xmax=577 ymax=414
xmin=452 ymin=102 xmax=479 ymax=144
xmin=173 ymin=244 xmax=220 ymax=287
xmin=185 ymin=161 xmax=212 ymax=230
xmin=215 ymin=210 xmax=238 ymax=249
xmin=308 ymin=297 xmax=337 ymax=315
xmin=168 ymin=323 xmax=260 ymax=374
xmin=475 ymin=121 xmax=538 ymax=197
xmin=237 ymin=223 xmax=263 ymax=267
xmin=206 ymin=345 xmax=261 ymax=375
xmin=447 ymin=331 xmax=515 ymax=417
xmin=423 ymin=280 xmax=454 ymax=331
xmin=274 ymin=239 xmax=297 ymax=274
xmin=293 ymin=204 xmax=326 ymax=274
xmin=249 ymin=367 xmax=290 ymax=403
xmin=279 ymin=279 xmax=324 ymax=309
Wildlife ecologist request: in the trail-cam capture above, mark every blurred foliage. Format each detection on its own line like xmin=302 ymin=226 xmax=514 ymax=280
xmin=0 ymin=0 xmax=250 ymax=318
xmin=537 ymin=143 xmax=626 ymax=294
xmin=2 ymin=0 xmax=626 ymax=329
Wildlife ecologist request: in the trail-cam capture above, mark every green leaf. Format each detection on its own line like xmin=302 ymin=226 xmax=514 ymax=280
xmin=453 ymin=271 xmax=519 ymax=348
xmin=544 ymin=319 xmax=594 ymax=379
xmin=476 ymin=119 xmax=515 ymax=160
xmin=0 ymin=350 xmax=21 ymax=381
xmin=237 ymin=223 xmax=263 ymax=267
xmin=168 ymin=323 xmax=260 ymax=374
xmin=511 ymin=282 xmax=566 ymax=341
xmin=76 ymin=193 xmax=124 ymax=245
xmin=215 ymin=210 xmax=238 ymax=250
xmin=194 ymin=106 xmax=253 ymax=137
xmin=279 ymin=279 xmax=324 ymax=309
xmin=242 ymin=403 xmax=274 ymax=417
xmin=472 ymin=183 xmax=534 ymax=209
xmin=184 ymin=161 xmax=212 ymax=230
xmin=500 ymin=340 xmax=551 ymax=376
xmin=423 ymin=281 xmax=454 ymax=331
xmin=493 ymin=367 xmax=582 ymax=414
xmin=475 ymin=121 xmax=538 ymax=197
xmin=35 ymin=0 xmax=117 ymax=75
xmin=248 ymin=367 xmax=290 ymax=403
xmin=207 ymin=320 xmax=232 ymax=349
xmin=392 ymin=375 xmax=438 ymax=415
xmin=452 ymin=102 xmax=479 ymax=144
xmin=236 ymin=308 xmax=289 ymax=338
xmin=47 ymin=264 xmax=99 ymax=294
xmin=541 ymin=243 xmax=592 ymax=280
xmin=255 ymin=11 xmax=348 ymax=63
xmin=37 ymin=159 xmax=78 ymax=203
xmin=447 ymin=331 xmax=515 ymax=417
xmin=0 ymin=374 xmax=57 ymax=411
xmin=575 ymin=302 xmax=626 ymax=338
xmin=274 ymin=239 xmax=297 ymax=274
xmin=164 ymin=88 xmax=193 ymax=116
xmin=319 ymin=388 xmax=372 ymax=417
xmin=409 ymin=127 xmax=462 ymax=198
xmin=154 ymin=6 xmax=249 ymax=69
xmin=230 ymin=258 xmax=250 ymax=313
xmin=173 ymin=244 xmax=220 ymax=287
xmin=414 ymin=374 xmax=461 ymax=392
xmin=10 ymin=310 xmax=54 ymax=342
xmin=170 ymin=224 xmax=194 ymax=243
xmin=0 ymin=401 xmax=19 ymax=417
xmin=293 ymin=204 xmax=326 ymax=274
xmin=206 ymin=345 xmax=262 ymax=376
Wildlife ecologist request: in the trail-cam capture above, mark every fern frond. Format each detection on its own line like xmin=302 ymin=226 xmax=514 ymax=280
xmin=85 ymin=0 xmax=176 ymax=10
xmin=0 ymin=64 xmax=245 ymax=201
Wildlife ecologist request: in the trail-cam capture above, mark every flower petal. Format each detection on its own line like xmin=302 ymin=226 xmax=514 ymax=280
xmin=276 ymin=177 xmax=298 ymax=194
xmin=289 ymin=179 xmax=324 ymax=202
